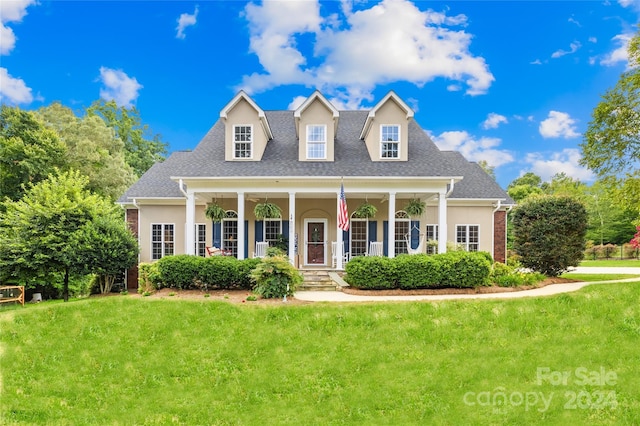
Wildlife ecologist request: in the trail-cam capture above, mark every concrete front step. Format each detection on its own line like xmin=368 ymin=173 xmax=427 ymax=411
xmin=299 ymin=270 xmax=338 ymax=291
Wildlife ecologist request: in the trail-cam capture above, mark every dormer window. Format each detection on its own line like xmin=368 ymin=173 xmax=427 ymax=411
xmin=307 ymin=124 xmax=327 ymax=159
xmin=381 ymin=125 xmax=400 ymax=158
xmin=234 ymin=125 xmax=253 ymax=158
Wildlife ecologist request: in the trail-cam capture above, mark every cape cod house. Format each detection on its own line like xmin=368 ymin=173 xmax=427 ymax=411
xmin=118 ymin=90 xmax=514 ymax=289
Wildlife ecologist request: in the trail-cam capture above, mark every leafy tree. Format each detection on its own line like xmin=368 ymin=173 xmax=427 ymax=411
xmin=511 ymin=195 xmax=588 ymax=276
xmin=38 ymin=103 xmax=136 ymax=200
xmin=87 ymin=100 xmax=167 ymax=177
xmin=477 ymin=160 xmax=496 ymax=180
xmin=508 ymin=172 xmax=543 ymax=189
xmin=0 ymin=106 xmax=67 ymax=203
xmin=581 ymin=30 xmax=640 ymax=216
xmin=72 ymin=214 xmax=138 ymax=293
xmin=541 ymin=173 xmax=588 ymax=199
xmin=0 ymin=170 xmax=138 ymax=301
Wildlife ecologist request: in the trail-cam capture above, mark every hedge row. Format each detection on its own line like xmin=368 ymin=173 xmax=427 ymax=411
xmin=345 ymin=251 xmax=493 ymax=290
xmin=139 ymin=255 xmax=262 ymax=291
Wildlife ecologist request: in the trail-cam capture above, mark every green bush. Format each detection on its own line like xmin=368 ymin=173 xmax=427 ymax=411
xmin=344 ymin=256 xmax=397 ymax=290
xmin=199 ymin=256 xmax=239 ymax=289
xmin=438 ymin=251 xmax=492 ymax=288
xmin=490 ymin=262 xmax=523 ymax=287
xmin=156 ymin=255 xmax=204 ymax=289
xmin=512 ymin=195 xmax=587 ymax=276
xmin=395 ymin=254 xmax=441 ymax=289
xmin=346 ymin=252 xmax=492 ymax=290
xmin=250 ymin=255 xmax=302 ymax=298
xmin=236 ymin=258 xmax=263 ymax=289
xmin=138 ymin=262 xmax=161 ymax=293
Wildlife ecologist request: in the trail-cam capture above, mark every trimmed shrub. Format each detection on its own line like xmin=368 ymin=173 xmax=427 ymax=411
xmin=236 ymin=258 xmax=263 ymax=289
xmin=437 ymin=251 xmax=492 ymax=288
xmin=156 ymin=255 xmax=204 ymax=289
xmin=512 ymin=195 xmax=587 ymax=276
xmin=395 ymin=254 xmax=441 ymax=289
xmin=198 ymin=256 xmax=239 ymax=289
xmin=490 ymin=262 xmax=523 ymax=287
xmin=344 ymin=256 xmax=397 ymax=290
xmin=250 ymin=255 xmax=302 ymax=298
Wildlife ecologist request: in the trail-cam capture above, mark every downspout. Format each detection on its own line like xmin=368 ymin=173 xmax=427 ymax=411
xmin=446 ymin=178 xmax=455 ymax=197
xmin=178 ymin=179 xmax=188 ymax=197
xmin=492 ymin=199 xmax=502 ymax=213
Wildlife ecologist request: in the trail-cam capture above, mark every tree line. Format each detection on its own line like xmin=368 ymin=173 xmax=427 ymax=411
xmin=0 ymin=101 xmax=167 ymax=300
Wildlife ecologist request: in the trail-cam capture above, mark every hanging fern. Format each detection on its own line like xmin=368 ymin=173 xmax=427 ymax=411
xmin=353 ymin=202 xmax=377 ymax=219
xmin=254 ymin=202 xmax=282 ymax=220
xmin=404 ymin=198 xmax=425 ymax=217
xmin=205 ymin=203 xmax=226 ymax=223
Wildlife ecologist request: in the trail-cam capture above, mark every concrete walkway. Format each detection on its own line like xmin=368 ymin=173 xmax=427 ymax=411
xmin=294 ymin=267 xmax=640 ymax=303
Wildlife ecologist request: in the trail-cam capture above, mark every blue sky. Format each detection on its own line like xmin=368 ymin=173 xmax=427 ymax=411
xmin=2 ymin=0 xmax=639 ymax=188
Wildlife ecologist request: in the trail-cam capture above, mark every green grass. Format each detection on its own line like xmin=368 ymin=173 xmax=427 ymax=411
xmin=2 ymin=284 xmax=640 ymax=425
xmin=580 ymin=259 xmax=640 ymax=267
xmin=561 ymin=273 xmax=640 ymax=282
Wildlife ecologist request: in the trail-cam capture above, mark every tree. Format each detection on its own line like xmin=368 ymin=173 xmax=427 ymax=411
xmin=38 ymin=103 xmax=136 ymax=200
xmin=511 ymin=195 xmax=588 ymax=276
xmin=477 ymin=160 xmax=496 ymax=180
xmin=72 ymin=214 xmax=138 ymax=293
xmin=87 ymin=100 xmax=168 ymax=177
xmin=0 ymin=106 xmax=67 ymax=203
xmin=0 ymin=170 xmax=138 ymax=301
xmin=507 ymin=172 xmax=544 ymax=203
xmin=581 ymin=30 xmax=640 ymax=216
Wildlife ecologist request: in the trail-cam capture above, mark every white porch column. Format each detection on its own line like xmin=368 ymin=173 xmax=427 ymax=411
xmin=438 ymin=190 xmax=448 ymax=254
xmin=288 ymin=192 xmax=296 ymax=265
xmin=336 ymin=190 xmax=344 ymax=269
xmin=185 ymin=191 xmax=196 ymax=255
xmin=237 ymin=192 xmax=245 ymax=260
xmin=388 ymin=192 xmax=396 ymax=258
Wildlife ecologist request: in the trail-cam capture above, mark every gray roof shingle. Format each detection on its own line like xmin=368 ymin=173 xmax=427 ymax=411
xmin=119 ymin=109 xmax=512 ymax=203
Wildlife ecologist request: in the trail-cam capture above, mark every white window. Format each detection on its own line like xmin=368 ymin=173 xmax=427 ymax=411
xmin=381 ymin=125 xmax=399 ymax=158
xmin=223 ymin=211 xmax=239 ymax=258
xmin=426 ymin=224 xmax=438 ymax=254
xmin=395 ymin=211 xmax=410 ymax=255
xmin=456 ymin=225 xmax=479 ymax=252
xmin=350 ymin=219 xmax=368 ymax=257
xmin=195 ymin=224 xmax=206 ymax=257
xmin=151 ymin=224 xmax=174 ymax=260
xmin=307 ymin=124 xmax=326 ymax=159
xmin=264 ymin=219 xmax=282 ymax=246
xmin=234 ymin=125 xmax=252 ymax=158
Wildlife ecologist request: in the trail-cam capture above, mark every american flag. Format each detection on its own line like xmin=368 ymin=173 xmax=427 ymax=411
xmin=338 ymin=183 xmax=349 ymax=231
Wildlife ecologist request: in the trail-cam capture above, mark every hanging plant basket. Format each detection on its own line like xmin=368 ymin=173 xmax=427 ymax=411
xmin=254 ymin=202 xmax=282 ymax=220
xmin=404 ymin=198 xmax=425 ymax=217
xmin=353 ymin=202 xmax=377 ymax=219
xmin=205 ymin=203 xmax=226 ymax=223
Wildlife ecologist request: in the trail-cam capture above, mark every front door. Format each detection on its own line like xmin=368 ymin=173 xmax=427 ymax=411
xmin=306 ymin=221 xmax=325 ymax=265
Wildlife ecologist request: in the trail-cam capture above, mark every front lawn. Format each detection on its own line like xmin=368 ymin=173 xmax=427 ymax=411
xmin=580 ymin=259 xmax=640 ymax=267
xmin=1 ymin=283 xmax=640 ymax=425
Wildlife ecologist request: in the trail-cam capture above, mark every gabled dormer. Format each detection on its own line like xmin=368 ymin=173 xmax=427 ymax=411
xmin=360 ymin=91 xmax=414 ymax=161
xmin=294 ymin=91 xmax=339 ymax=161
xmin=220 ymin=91 xmax=273 ymax=161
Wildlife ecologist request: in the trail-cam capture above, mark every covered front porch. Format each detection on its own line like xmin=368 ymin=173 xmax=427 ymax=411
xmin=177 ymin=176 xmax=457 ymax=269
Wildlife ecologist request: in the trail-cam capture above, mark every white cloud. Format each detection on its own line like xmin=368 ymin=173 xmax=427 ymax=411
xmin=530 ymin=59 xmax=543 ymax=65
xmin=0 ymin=0 xmax=36 ymax=55
xmin=176 ymin=5 xmax=199 ymax=40
xmin=0 ymin=67 xmax=33 ymax=104
xmin=481 ymin=112 xmax=508 ymax=129
xmin=600 ymin=33 xmax=632 ymax=67
xmin=551 ymin=41 xmax=581 ymax=59
xmin=568 ymin=16 xmax=581 ymax=27
xmin=239 ymin=0 xmax=494 ymax=106
xmin=287 ymin=96 xmax=307 ymax=110
xmin=98 ymin=67 xmax=143 ymax=108
xmin=588 ymin=36 xmax=597 ymax=43
xmin=539 ymin=111 xmax=579 ymax=139
xmin=524 ymin=149 xmax=594 ymax=182
xmin=430 ymin=130 xmax=514 ymax=168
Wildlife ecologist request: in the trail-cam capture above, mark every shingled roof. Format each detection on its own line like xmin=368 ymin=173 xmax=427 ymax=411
xmin=118 ymin=108 xmax=513 ymax=204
